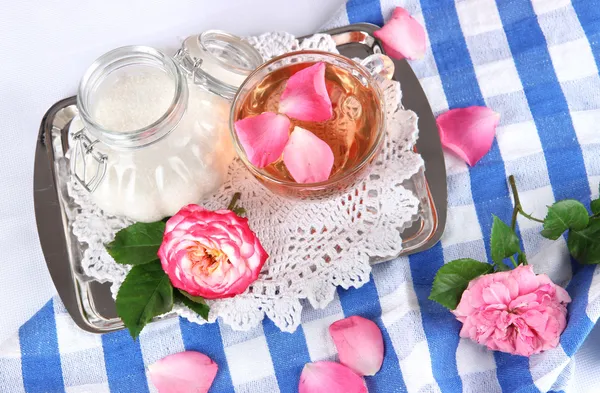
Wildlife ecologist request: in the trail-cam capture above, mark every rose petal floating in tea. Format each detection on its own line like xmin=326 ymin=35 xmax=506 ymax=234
xmin=329 ymin=316 xmax=384 ymax=376
xmin=279 ymin=62 xmax=333 ymax=122
xmin=283 ymin=126 xmax=334 ymax=183
xmin=437 ymin=106 xmax=500 ymax=166
xmin=148 ymin=351 xmax=218 ymax=393
xmin=298 ymin=361 xmax=367 ymax=393
xmin=234 ymin=112 xmax=291 ymax=168
xmin=373 ymin=7 xmax=427 ymax=60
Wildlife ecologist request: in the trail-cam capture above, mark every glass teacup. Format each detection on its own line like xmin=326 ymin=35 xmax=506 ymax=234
xmin=229 ymin=50 xmax=392 ymax=200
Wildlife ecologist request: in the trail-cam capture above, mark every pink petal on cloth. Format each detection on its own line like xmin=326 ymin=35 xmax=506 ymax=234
xmin=329 ymin=316 xmax=384 ymax=376
xmin=148 ymin=351 xmax=218 ymax=393
xmin=279 ymin=62 xmax=333 ymax=122
xmin=373 ymin=7 xmax=427 ymax=60
xmin=298 ymin=362 xmax=367 ymax=393
xmin=436 ymin=106 xmax=500 ymax=166
xmin=234 ymin=112 xmax=291 ymax=168
xmin=283 ymin=126 xmax=334 ymax=183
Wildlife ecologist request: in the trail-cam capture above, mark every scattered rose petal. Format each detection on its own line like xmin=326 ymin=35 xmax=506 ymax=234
xmin=283 ymin=126 xmax=334 ymax=183
xmin=329 ymin=316 xmax=384 ymax=376
xmin=148 ymin=351 xmax=218 ymax=393
xmin=373 ymin=7 xmax=427 ymax=60
xmin=279 ymin=62 xmax=333 ymax=122
xmin=298 ymin=361 xmax=367 ymax=393
xmin=234 ymin=112 xmax=291 ymax=168
xmin=436 ymin=106 xmax=500 ymax=166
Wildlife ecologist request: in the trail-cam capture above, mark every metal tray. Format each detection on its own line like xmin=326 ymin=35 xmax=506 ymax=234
xmin=33 ymin=23 xmax=447 ymax=334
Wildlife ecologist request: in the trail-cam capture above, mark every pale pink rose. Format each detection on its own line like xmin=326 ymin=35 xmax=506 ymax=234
xmin=453 ymin=265 xmax=571 ymax=357
xmin=158 ymin=204 xmax=268 ymax=299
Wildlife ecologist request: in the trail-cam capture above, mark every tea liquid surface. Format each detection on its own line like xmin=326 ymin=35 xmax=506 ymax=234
xmin=237 ymin=62 xmax=381 ymax=182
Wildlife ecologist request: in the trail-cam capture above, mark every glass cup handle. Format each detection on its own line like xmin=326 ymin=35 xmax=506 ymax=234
xmin=359 ymin=54 xmax=395 ymax=81
xmin=71 ymin=129 xmax=108 ymax=193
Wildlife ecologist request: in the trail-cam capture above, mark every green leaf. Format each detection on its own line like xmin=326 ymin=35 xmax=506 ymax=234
xmin=175 ymin=290 xmax=209 ymax=320
xmin=232 ymin=207 xmax=247 ymax=217
xmin=490 ymin=215 xmax=521 ymax=264
xmin=591 ymin=199 xmax=600 ymax=215
xmin=178 ymin=289 xmax=207 ymax=304
xmin=429 ymin=259 xmax=494 ymax=309
xmin=106 ymin=221 xmax=166 ymax=265
xmin=116 ymin=262 xmax=173 ymax=339
xmin=518 ymin=251 xmax=528 ymax=266
xmin=568 ymin=219 xmax=600 ymax=265
xmin=494 ymin=261 xmax=511 ymax=272
xmin=541 ymin=200 xmax=590 ymax=240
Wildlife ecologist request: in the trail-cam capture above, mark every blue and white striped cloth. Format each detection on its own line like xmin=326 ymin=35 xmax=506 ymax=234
xmin=2 ymin=0 xmax=600 ymax=392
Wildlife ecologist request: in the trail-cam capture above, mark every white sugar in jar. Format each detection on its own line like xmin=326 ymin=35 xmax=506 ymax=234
xmin=72 ymin=32 xmax=263 ymax=222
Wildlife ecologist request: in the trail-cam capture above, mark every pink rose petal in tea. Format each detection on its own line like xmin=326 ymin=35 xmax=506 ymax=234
xmin=329 ymin=316 xmax=384 ymax=376
xmin=148 ymin=351 xmax=218 ymax=393
xmin=436 ymin=106 xmax=500 ymax=166
xmin=298 ymin=361 xmax=367 ymax=393
xmin=373 ymin=7 xmax=427 ymax=60
xmin=234 ymin=112 xmax=291 ymax=168
xmin=279 ymin=62 xmax=333 ymax=122
xmin=283 ymin=126 xmax=334 ymax=183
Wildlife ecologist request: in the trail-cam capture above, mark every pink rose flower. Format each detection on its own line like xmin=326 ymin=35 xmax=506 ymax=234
xmin=453 ymin=265 xmax=571 ymax=357
xmin=158 ymin=204 xmax=268 ymax=299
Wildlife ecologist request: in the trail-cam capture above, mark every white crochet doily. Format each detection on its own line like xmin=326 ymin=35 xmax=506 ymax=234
xmin=67 ymin=32 xmax=424 ymax=332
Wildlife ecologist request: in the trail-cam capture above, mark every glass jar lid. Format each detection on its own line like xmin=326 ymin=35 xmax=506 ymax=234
xmin=175 ymin=30 xmax=263 ymax=100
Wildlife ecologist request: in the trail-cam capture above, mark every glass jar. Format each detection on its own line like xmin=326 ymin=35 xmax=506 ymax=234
xmin=72 ymin=31 xmax=263 ymax=222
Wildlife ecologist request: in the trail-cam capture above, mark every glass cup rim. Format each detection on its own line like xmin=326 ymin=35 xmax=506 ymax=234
xmin=228 ymin=50 xmax=386 ymax=189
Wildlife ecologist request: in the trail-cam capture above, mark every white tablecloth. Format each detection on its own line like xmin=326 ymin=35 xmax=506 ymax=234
xmin=0 ymin=1 xmax=597 ymax=391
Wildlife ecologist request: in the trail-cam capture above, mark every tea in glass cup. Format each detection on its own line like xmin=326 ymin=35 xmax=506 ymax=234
xmin=230 ymin=51 xmax=387 ymax=200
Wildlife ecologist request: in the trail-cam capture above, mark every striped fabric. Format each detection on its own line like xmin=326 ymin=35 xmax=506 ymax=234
xmin=2 ymin=0 xmax=600 ymax=392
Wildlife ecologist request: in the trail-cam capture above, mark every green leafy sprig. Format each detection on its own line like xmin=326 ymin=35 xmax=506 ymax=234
xmin=107 ymin=193 xmax=245 ymax=339
xmin=429 ymin=176 xmax=600 ymax=310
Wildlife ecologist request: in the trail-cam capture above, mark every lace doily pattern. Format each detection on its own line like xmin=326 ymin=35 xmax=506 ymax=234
xmin=68 ymin=32 xmax=424 ymax=332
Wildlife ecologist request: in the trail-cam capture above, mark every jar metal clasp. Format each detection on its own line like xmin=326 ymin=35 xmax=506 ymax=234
xmin=174 ymin=47 xmax=211 ymax=92
xmin=71 ymin=129 xmax=108 ymax=193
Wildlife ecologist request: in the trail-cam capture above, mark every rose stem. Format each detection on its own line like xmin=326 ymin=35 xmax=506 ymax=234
xmin=227 ymin=192 xmax=242 ymax=211
xmin=508 ymin=175 xmax=546 ymax=267
xmin=508 ymin=175 xmax=545 ymax=231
